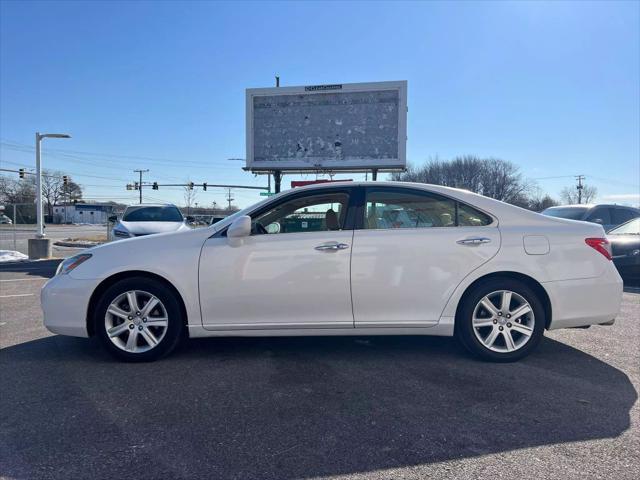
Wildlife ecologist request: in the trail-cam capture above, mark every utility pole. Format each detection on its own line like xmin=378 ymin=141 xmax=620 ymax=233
xmin=576 ymin=175 xmax=585 ymax=204
xmin=134 ymin=169 xmax=149 ymax=204
xmin=226 ymin=188 xmax=234 ymax=210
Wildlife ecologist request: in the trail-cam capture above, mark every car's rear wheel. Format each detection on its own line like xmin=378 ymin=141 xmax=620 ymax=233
xmin=456 ymin=278 xmax=545 ymax=362
xmin=94 ymin=277 xmax=183 ymax=362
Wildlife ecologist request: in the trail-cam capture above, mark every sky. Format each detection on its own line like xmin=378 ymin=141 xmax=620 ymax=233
xmin=1 ymin=0 xmax=639 ymax=209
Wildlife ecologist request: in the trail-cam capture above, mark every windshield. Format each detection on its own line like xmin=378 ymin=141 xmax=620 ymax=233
xmin=123 ymin=206 xmax=183 ymax=222
xmin=541 ymin=207 xmax=587 ymax=220
xmin=609 ymin=218 xmax=640 ymax=235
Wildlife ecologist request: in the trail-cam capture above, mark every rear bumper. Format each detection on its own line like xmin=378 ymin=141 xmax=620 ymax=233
xmin=544 ymin=265 xmax=623 ymax=330
xmin=41 ymin=274 xmax=99 ymax=337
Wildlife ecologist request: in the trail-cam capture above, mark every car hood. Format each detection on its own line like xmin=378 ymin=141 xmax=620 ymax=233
xmin=117 ymin=221 xmax=188 ymax=235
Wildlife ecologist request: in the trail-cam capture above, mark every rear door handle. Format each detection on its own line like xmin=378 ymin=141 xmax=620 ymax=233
xmin=457 ymin=237 xmax=491 ymax=246
xmin=315 ymin=242 xmax=350 ymax=251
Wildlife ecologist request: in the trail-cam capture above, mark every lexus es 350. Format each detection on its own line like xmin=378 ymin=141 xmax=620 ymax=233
xmin=42 ymin=182 xmax=623 ymax=362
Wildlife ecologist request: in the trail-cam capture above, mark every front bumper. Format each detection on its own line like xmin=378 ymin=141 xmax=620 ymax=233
xmin=41 ymin=274 xmax=100 ymax=337
xmin=544 ymin=264 xmax=623 ymax=330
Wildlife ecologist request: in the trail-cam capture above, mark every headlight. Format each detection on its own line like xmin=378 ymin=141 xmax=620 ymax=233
xmin=113 ymin=229 xmax=130 ymax=238
xmin=56 ymin=254 xmax=92 ymax=275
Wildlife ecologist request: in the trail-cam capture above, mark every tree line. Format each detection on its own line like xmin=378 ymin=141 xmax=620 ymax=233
xmin=391 ymin=156 xmax=596 ymax=211
xmin=0 ymin=170 xmax=83 ymax=221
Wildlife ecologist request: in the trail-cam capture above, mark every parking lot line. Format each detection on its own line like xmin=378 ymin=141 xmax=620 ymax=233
xmin=0 ymin=293 xmax=36 ymax=298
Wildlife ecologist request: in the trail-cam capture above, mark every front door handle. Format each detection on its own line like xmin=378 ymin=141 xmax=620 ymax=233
xmin=315 ymin=242 xmax=350 ymax=251
xmin=457 ymin=237 xmax=491 ymax=246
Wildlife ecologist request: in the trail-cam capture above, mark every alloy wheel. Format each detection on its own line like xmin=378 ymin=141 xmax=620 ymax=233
xmin=104 ymin=290 xmax=169 ymax=353
xmin=471 ymin=290 xmax=535 ymax=353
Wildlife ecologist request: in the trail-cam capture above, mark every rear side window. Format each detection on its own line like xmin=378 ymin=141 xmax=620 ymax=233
xmin=364 ymin=188 xmax=491 ymax=229
xmin=586 ymin=208 xmax=612 ymax=225
xmin=612 ymin=208 xmax=638 ymax=225
xmin=457 ymin=203 xmax=493 ymax=226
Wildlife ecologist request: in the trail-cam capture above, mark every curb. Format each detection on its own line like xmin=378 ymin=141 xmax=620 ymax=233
xmin=53 ymin=241 xmax=103 ymax=248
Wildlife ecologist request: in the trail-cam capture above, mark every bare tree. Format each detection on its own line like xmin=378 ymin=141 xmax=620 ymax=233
xmin=41 ymin=169 xmax=65 ymax=218
xmin=63 ymin=180 xmax=83 ymax=204
xmin=0 ymin=174 xmax=36 ymax=204
xmin=526 ymin=188 xmax=560 ymax=211
xmin=560 ymin=185 xmax=597 ymax=204
xmin=392 ymin=156 xmax=533 ymax=204
xmin=183 ymin=182 xmax=198 ymax=215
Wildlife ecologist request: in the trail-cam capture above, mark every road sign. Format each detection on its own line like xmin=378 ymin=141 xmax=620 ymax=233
xmin=260 ymin=192 xmax=276 ymax=196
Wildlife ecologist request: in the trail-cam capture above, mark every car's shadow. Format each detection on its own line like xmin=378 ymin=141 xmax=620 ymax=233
xmin=0 ymin=333 xmax=635 ymax=480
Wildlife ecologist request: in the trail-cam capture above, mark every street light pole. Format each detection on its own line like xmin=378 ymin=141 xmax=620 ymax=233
xmin=35 ymin=132 xmax=71 ymax=238
xmin=35 ymin=132 xmax=43 ymax=237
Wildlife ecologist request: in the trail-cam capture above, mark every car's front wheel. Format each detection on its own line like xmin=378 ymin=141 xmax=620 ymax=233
xmin=94 ymin=277 xmax=184 ymax=362
xmin=456 ymin=278 xmax=545 ymax=362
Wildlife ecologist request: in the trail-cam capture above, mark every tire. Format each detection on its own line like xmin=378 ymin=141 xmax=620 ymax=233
xmin=455 ymin=277 xmax=545 ymax=362
xmin=94 ymin=276 xmax=184 ymax=362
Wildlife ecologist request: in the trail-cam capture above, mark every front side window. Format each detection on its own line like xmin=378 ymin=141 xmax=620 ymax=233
xmin=252 ymin=191 xmax=350 ymax=234
xmin=364 ymin=188 xmax=491 ymax=229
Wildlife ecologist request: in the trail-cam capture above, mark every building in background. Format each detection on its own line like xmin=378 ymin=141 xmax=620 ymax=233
xmin=51 ymin=203 xmax=115 ymax=224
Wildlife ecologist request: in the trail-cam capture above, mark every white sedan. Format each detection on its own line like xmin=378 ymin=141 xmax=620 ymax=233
xmin=42 ymin=182 xmax=623 ymax=362
xmin=110 ymin=204 xmax=191 ymax=240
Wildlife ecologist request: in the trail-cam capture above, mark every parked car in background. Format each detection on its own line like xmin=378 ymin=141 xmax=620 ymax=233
xmin=42 ymin=182 xmax=622 ymax=363
xmin=607 ymin=217 xmax=640 ymax=280
xmin=541 ymin=204 xmax=640 ymax=231
xmin=0 ymin=214 xmax=13 ymax=224
xmin=109 ymin=204 xmax=192 ymax=240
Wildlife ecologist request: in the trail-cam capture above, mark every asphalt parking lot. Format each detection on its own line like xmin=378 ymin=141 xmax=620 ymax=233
xmin=0 ymin=261 xmax=638 ymax=480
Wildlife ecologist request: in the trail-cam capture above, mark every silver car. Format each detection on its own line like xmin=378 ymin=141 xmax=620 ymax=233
xmin=109 ymin=204 xmax=191 ymax=240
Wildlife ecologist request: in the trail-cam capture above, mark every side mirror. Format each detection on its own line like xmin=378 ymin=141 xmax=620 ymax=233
xmin=185 ymin=216 xmax=195 ymax=223
xmin=592 ymin=218 xmax=604 ymax=225
xmin=227 ymin=215 xmax=251 ymax=238
xmin=108 ymin=215 xmax=117 ymax=223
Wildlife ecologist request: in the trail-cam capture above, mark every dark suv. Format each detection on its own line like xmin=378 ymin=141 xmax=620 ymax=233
xmin=541 ymin=204 xmax=640 ymax=231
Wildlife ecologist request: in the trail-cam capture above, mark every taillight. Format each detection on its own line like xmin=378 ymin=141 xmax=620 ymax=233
xmin=585 ymin=238 xmax=612 ymax=261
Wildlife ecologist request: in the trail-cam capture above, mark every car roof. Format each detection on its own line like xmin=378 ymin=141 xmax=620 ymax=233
xmin=124 ymin=203 xmax=178 ymax=208
xmin=545 ymin=204 xmax=639 ymax=210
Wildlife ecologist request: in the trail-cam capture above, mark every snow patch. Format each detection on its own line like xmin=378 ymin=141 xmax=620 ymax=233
xmin=0 ymin=250 xmax=29 ymax=263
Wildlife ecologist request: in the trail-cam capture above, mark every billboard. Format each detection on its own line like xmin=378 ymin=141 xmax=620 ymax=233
xmin=246 ymin=81 xmax=407 ymax=171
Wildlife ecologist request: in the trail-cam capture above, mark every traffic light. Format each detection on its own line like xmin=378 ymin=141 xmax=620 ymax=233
xmin=188 ymin=182 xmax=194 ymax=190
xmin=62 ymin=175 xmax=69 ymax=186
xmin=19 ymin=168 xmax=25 ymax=179
xmin=126 ymin=183 xmax=133 ymax=190
xmin=134 ymin=182 xmax=139 ymax=190
xmin=202 ymin=182 xmax=207 ymax=191
xmin=152 ymin=182 xmax=159 ymax=190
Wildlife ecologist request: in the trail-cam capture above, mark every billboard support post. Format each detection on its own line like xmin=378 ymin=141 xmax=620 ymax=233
xmin=372 ymin=169 xmax=378 ymax=181
xmin=274 ymin=171 xmax=282 ymax=193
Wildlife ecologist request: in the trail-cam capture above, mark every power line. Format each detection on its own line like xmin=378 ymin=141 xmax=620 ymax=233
xmin=1 ymin=140 xmax=242 ymax=169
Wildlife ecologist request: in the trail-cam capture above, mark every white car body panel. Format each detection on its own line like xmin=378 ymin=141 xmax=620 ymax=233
xmin=41 ymin=181 xmax=623 ymax=343
xmin=199 ymin=230 xmax=354 ymax=329
xmin=351 ymin=225 xmax=500 ymax=327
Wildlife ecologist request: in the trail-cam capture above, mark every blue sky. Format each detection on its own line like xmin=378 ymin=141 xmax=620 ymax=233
xmin=1 ymin=0 xmax=638 ymax=208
